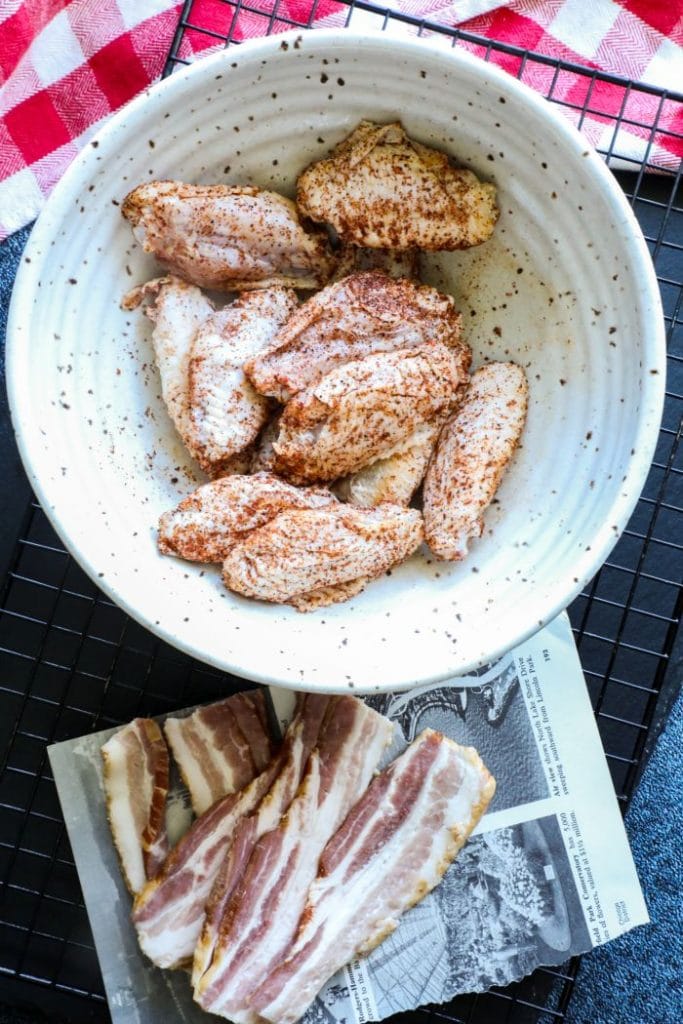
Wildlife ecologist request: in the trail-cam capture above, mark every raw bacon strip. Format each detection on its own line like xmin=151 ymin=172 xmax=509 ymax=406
xmin=194 ymin=696 xmax=394 ymax=1022
xmin=228 ymin=691 xmax=273 ymax=774
xmin=132 ymin=763 xmax=277 ymax=969
xmin=164 ymin=691 xmax=274 ymax=816
xmin=132 ymin=696 xmax=329 ymax=970
xmin=191 ymin=694 xmax=330 ymax=987
xmin=254 ymin=730 xmax=495 ymax=1024
xmin=101 ymin=719 xmax=170 ymax=895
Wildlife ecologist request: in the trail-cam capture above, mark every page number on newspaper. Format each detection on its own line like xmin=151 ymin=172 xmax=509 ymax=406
xmin=542 ymin=649 xmax=550 ymax=662
xmin=615 ymin=900 xmax=630 ymax=926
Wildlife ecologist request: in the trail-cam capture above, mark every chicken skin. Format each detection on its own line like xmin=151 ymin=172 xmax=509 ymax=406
xmin=187 ymin=288 xmax=297 ymax=476
xmin=250 ymin=415 xmax=281 ymax=474
xmin=288 ymin=576 xmax=370 ymax=612
xmin=272 ymin=342 xmax=469 ymax=484
xmin=297 ymin=121 xmax=498 ymax=251
xmin=122 ymin=182 xmax=336 ymax=290
xmin=123 ymin=276 xmax=214 ymax=453
xmin=158 ymin=473 xmax=336 ymax=563
xmin=335 ymin=421 xmax=441 ymax=507
xmin=246 ymin=271 xmax=464 ymax=403
xmin=332 ymin=246 xmax=420 ymax=281
xmin=424 ymin=362 xmax=528 ymax=560
xmin=222 ymin=504 xmax=423 ymax=606
xmin=124 ymin=278 xmax=295 ymax=475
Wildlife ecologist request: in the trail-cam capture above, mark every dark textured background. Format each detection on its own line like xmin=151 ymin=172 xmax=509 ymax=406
xmin=0 ymin=226 xmax=31 ymax=582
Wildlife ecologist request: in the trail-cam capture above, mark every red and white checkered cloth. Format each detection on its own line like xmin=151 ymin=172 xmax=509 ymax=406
xmin=1 ymin=0 xmax=681 ymax=239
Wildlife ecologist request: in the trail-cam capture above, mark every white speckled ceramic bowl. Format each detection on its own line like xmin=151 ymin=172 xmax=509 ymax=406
xmin=7 ymin=31 xmax=665 ymax=692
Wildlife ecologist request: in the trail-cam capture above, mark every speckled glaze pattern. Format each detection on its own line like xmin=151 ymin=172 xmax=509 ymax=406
xmin=6 ymin=31 xmax=665 ymax=693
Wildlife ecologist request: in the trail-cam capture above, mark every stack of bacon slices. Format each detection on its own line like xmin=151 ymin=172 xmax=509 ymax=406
xmin=102 ymin=691 xmax=495 ymax=1023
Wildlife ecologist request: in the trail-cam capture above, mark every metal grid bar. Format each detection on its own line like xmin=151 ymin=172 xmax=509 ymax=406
xmin=1 ymin=2 xmax=681 ymax=1023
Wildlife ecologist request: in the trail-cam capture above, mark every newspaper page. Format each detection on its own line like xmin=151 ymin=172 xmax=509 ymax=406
xmin=48 ymin=612 xmax=648 ymax=1024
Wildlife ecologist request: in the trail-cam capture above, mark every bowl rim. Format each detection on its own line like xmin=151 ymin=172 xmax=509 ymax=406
xmin=6 ymin=28 xmax=666 ymax=692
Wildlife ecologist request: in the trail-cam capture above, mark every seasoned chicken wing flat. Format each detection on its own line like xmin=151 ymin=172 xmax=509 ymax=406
xmin=272 ymin=342 xmax=469 ymax=484
xmin=123 ymin=276 xmax=214 ymax=451
xmin=122 ymin=182 xmax=336 ymax=290
xmin=187 ymin=288 xmax=297 ymax=476
xmin=332 ymin=246 xmax=420 ymax=281
xmin=288 ymin=576 xmax=369 ymax=612
xmin=158 ymin=473 xmax=336 ymax=563
xmin=297 ymin=121 xmax=498 ymax=251
xmin=246 ymin=271 xmax=464 ymax=402
xmin=250 ymin=415 xmax=280 ymax=474
xmin=222 ymin=504 xmax=423 ymax=605
xmin=335 ymin=421 xmax=441 ymax=507
xmin=217 ymin=448 xmax=255 ymax=477
xmin=424 ymin=362 xmax=528 ymax=560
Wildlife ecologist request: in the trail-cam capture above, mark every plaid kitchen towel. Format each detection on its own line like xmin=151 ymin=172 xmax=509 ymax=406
xmin=0 ymin=0 xmax=682 ymax=239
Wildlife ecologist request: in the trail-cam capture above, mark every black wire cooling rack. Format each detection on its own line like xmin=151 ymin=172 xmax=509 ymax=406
xmin=0 ymin=2 xmax=681 ymax=1022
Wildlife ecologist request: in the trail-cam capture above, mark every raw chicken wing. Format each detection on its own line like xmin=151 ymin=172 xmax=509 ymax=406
xmin=188 ymin=288 xmax=297 ymax=476
xmin=123 ymin=276 xmax=214 ymax=452
xmin=250 ymin=415 xmax=280 ymax=474
xmin=222 ymin=504 xmax=423 ymax=606
xmin=289 ymin=577 xmax=369 ymax=612
xmin=335 ymin=421 xmax=441 ymax=507
xmin=122 ymin=182 xmax=336 ymax=290
xmin=158 ymin=473 xmax=336 ymax=562
xmin=424 ymin=362 xmax=528 ymax=560
xmin=272 ymin=342 xmax=469 ymax=484
xmin=218 ymin=448 xmax=255 ymax=476
xmin=332 ymin=246 xmax=420 ymax=281
xmin=246 ymin=271 xmax=464 ymax=402
xmin=297 ymin=121 xmax=498 ymax=251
